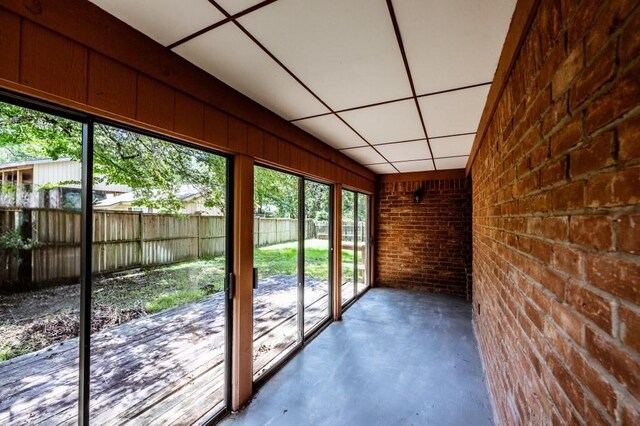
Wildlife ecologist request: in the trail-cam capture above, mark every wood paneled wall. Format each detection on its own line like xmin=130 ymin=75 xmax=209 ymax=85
xmin=0 ymin=0 xmax=375 ymax=193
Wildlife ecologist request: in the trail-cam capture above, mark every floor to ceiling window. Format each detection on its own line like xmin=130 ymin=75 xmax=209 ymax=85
xmin=356 ymin=193 xmax=370 ymax=295
xmin=0 ymin=94 xmax=232 ymax=425
xmin=342 ymin=190 xmax=370 ymax=307
xmin=303 ymin=180 xmax=332 ymax=336
xmin=253 ymin=167 xmax=334 ymax=381
xmin=341 ymin=189 xmax=356 ymax=306
xmin=253 ymin=166 xmax=300 ymax=380
xmin=0 ymin=100 xmax=84 ymax=424
xmin=89 ymin=123 xmax=230 ymax=424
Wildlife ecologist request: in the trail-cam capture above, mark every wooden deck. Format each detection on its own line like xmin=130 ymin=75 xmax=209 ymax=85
xmin=0 ymin=277 xmax=335 ymax=425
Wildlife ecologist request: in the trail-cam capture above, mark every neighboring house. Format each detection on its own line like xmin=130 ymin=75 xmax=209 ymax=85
xmin=0 ymin=158 xmax=130 ymax=209
xmin=95 ymin=184 xmax=222 ymax=215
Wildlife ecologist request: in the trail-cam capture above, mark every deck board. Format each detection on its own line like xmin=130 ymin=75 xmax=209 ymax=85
xmin=0 ymin=277 xmax=344 ymax=425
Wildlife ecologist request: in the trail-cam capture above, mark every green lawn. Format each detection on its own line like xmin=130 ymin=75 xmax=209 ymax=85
xmin=102 ymin=239 xmax=338 ymax=312
xmin=253 ymin=239 xmax=344 ymax=279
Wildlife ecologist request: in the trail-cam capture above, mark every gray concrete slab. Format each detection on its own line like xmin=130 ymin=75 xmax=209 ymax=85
xmin=222 ymin=288 xmax=494 ymax=426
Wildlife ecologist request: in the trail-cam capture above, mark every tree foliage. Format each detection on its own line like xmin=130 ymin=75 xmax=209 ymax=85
xmin=0 ymin=102 xmax=226 ymax=214
xmin=0 ymin=101 xmax=334 ymax=218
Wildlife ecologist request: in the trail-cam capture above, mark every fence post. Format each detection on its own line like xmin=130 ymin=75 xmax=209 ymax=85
xmin=197 ymin=215 xmax=201 ymax=259
xmin=138 ymin=211 xmax=144 ymax=267
xmin=18 ymin=208 xmax=33 ymax=286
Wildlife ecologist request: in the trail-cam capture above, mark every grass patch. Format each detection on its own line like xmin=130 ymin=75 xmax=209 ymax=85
xmin=144 ymin=288 xmax=209 ymax=314
xmin=253 ymin=239 xmax=342 ymax=280
xmin=0 ymin=347 xmax=15 ymax=362
xmin=92 ymin=260 xmax=226 ymax=310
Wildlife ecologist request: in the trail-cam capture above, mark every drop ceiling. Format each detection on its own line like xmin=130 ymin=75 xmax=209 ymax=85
xmin=90 ymin=0 xmax=516 ymax=173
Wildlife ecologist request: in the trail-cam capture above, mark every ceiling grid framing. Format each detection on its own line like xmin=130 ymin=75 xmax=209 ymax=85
xmin=90 ymin=0 xmax=515 ymax=174
xmin=166 ymin=0 xmax=279 ymax=50
xmin=206 ymin=0 xmax=402 ymax=173
xmin=384 ymin=0 xmax=436 ymax=170
xmin=289 ymin=81 xmax=491 ymax=124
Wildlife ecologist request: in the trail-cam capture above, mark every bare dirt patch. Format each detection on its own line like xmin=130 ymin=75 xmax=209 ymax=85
xmin=0 ymin=258 xmax=225 ymax=361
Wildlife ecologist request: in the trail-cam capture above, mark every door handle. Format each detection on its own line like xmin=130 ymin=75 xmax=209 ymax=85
xmin=226 ymin=273 xmax=235 ymax=300
xmin=253 ymin=267 xmax=258 ymax=290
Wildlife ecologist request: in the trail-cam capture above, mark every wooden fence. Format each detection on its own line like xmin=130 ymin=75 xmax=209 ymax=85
xmin=0 ymin=208 xmax=312 ymax=290
xmin=315 ymin=221 xmax=366 ymax=242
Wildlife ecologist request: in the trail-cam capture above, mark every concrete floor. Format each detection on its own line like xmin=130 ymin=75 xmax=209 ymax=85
xmin=222 ymin=288 xmax=494 ymax=426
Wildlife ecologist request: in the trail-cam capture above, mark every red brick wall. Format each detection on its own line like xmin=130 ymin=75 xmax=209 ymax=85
xmin=471 ymin=0 xmax=640 ymax=424
xmin=376 ymin=177 xmax=472 ymax=299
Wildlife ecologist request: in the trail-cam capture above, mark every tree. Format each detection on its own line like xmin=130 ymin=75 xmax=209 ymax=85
xmin=0 ymin=102 xmax=227 ymax=214
xmin=0 ymin=101 xmax=337 ymax=218
xmin=304 ymin=180 xmax=330 ymax=221
xmin=254 ymin=166 xmax=298 ymax=218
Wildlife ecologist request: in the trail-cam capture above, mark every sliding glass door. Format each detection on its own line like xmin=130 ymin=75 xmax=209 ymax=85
xmin=253 ymin=166 xmax=300 ymax=380
xmin=303 ymin=180 xmax=331 ymax=336
xmin=0 ymin=93 xmax=232 ymax=425
xmin=0 ymin=100 xmax=83 ymax=424
xmin=342 ymin=190 xmax=370 ymax=307
xmin=89 ymin=123 xmax=231 ymax=424
xmin=356 ymin=193 xmax=370 ymax=295
xmin=341 ymin=190 xmax=356 ymax=306
xmin=253 ymin=167 xmax=333 ymax=381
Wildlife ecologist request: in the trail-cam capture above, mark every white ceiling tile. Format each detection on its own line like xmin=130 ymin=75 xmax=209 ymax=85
xmin=238 ymin=0 xmax=412 ymax=110
xmin=367 ymin=163 xmax=398 ymax=174
xmin=419 ymin=85 xmax=490 ymax=137
xmin=376 ymin=140 xmax=431 ymax=162
xmin=90 ymin=0 xmax=225 ymax=46
xmin=341 ymin=147 xmax=386 ymax=165
xmin=174 ymin=24 xmax=329 ymax=120
xmin=394 ymin=160 xmax=435 ymax=173
xmin=393 ymin=0 xmax=516 ymax=94
xmin=430 ymin=134 xmax=475 ymax=158
xmin=340 ymin=100 xmax=424 ymax=145
xmin=216 ymin=0 xmax=265 ymax=15
xmin=435 ymin=156 xmax=469 ymax=170
xmin=294 ymin=115 xmax=366 ymax=150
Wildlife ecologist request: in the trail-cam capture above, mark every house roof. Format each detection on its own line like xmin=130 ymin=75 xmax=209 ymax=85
xmin=95 ymin=184 xmax=205 ymax=207
xmin=0 ymin=157 xmax=73 ymax=170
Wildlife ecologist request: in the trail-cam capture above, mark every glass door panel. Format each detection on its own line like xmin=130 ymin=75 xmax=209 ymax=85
xmin=356 ymin=193 xmax=369 ymax=295
xmin=303 ymin=180 xmax=331 ymax=335
xmin=341 ymin=190 xmax=355 ymax=306
xmin=90 ymin=124 xmax=229 ymax=424
xmin=0 ymin=101 xmax=83 ymax=424
xmin=253 ymin=166 xmax=300 ymax=380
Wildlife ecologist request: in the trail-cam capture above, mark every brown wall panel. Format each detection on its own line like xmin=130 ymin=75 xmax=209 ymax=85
xmin=247 ymin=126 xmax=264 ymax=159
xmin=0 ymin=9 xmax=20 ymax=81
xmin=174 ymin=92 xmax=204 ymax=140
xmin=263 ymin=134 xmax=278 ymax=164
xmin=276 ymin=139 xmax=290 ymax=168
xmin=289 ymin=146 xmax=302 ymax=172
xmin=228 ymin=117 xmax=248 ymax=155
xmin=317 ymin=159 xmax=326 ymax=179
xmin=87 ymin=52 xmax=137 ymax=119
xmin=136 ymin=75 xmax=174 ymax=130
xmin=299 ymin=150 xmax=310 ymax=173
xmin=309 ymin=155 xmax=320 ymax=177
xmin=204 ymin=106 xmax=228 ymax=149
xmin=20 ymin=21 xmax=87 ymax=102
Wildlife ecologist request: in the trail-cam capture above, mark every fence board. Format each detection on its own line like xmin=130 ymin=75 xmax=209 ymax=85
xmin=0 ymin=209 xmax=314 ymax=289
